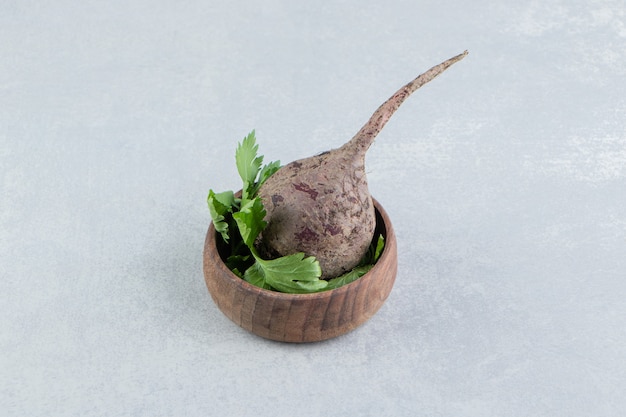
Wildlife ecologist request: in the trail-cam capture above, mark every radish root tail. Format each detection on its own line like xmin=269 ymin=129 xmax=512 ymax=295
xmin=344 ymin=50 xmax=468 ymax=157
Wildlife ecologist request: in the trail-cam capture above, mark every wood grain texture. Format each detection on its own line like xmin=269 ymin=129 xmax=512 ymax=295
xmin=203 ymin=198 xmax=397 ymax=343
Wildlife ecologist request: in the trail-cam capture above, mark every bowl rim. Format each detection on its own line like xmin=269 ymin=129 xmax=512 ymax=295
xmin=204 ymin=197 xmax=396 ymax=300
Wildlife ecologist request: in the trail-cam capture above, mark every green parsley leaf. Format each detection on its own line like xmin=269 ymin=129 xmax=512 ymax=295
xmin=232 ymin=197 xmax=266 ymax=247
xmin=326 ymin=265 xmax=373 ymax=290
xmin=225 ymin=254 xmax=251 ymax=278
xmin=373 ymin=234 xmax=385 ymax=262
xmin=235 ymin=130 xmax=264 ymax=199
xmin=245 ymin=252 xmax=327 ymax=294
xmin=259 ymin=160 xmax=281 ymax=184
xmin=250 ymin=160 xmax=281 ymax=197
xmin=242 ymin=263 xmax=273 ymax=290
xmin=207 ymin=189 xmax=235 ymax=242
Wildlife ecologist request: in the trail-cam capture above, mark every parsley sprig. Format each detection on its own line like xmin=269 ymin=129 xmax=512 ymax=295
xmin=207 ymin=130 xmax=384 ymax=294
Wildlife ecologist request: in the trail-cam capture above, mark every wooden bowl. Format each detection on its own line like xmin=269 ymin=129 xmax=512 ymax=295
xmin=202 ymin=198 xmax=397 ymax=343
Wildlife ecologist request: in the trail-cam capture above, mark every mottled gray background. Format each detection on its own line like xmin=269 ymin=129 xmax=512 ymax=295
xmin=1 ymin=1 xmax=625 ymax=416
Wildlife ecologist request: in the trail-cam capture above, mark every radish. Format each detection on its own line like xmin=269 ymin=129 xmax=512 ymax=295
xmin=257 ymin=51 xmax=468 ymax=278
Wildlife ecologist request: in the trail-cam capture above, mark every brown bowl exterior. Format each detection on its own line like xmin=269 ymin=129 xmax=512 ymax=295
xmin=202 ymin=198 xmax=397 ymax=343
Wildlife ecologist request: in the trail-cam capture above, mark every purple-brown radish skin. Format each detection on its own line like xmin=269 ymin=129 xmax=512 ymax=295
xmin=258 ymin=149 xmax=375 ymax=279
xmin=258 ymin=51 xmax=468 ymax=279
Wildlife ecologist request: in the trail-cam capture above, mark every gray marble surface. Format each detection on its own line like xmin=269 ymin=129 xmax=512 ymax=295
xmin=2 ymin=1 xmax=625 ymax=416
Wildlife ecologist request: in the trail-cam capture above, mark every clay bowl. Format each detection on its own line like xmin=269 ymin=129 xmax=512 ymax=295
xmin=203 ymin=198 xmax=397 ymax=343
